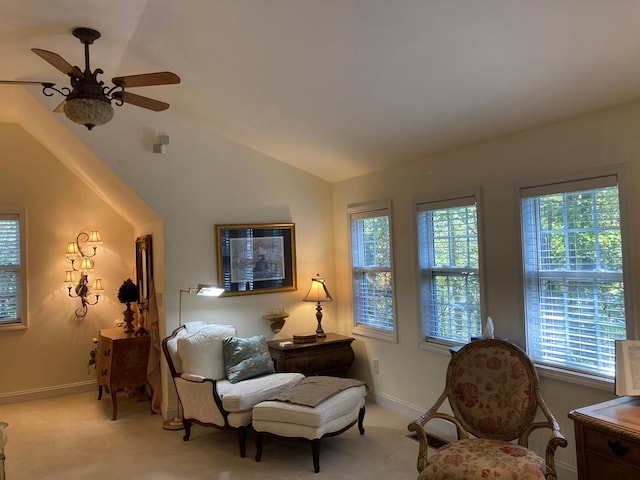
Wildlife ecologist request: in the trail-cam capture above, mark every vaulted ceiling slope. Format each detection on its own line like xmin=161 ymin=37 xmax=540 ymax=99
xmin=2 ymin=1 xmax=640 ymax=182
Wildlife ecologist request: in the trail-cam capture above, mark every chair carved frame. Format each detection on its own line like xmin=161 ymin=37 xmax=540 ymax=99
xmin=408 ymin=339 xmax=567 ymax=480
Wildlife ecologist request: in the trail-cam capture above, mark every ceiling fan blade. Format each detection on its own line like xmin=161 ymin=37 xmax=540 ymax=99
xmin=113 ymin=91 xmax=170 ymax=111
xmin=112 ymin=71 xmax=180 ymax=88
xmin=0 ymin=80 xmax=54 ymax=86
xmin=54 ymin=100 xmax=66 ymax=113
xmin=31 ymin=48 xmax=84 ymax=79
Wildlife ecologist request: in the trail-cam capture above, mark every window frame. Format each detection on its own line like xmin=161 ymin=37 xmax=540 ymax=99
xmin=414 ymin=190 xmax=486 ymax=348
xmin=517 ymin=166 xmax=634 ymax=382
xmin=347 ymin=200 xmax=398 ymax=343
xmin=0 ymin=208 xmax=27 ymax=330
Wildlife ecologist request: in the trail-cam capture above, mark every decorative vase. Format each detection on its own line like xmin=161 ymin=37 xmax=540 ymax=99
xmin=122 ymin=303 xmax=135 ymax=333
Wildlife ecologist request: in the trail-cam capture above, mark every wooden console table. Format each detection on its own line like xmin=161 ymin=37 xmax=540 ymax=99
xmin=267 ymin=333 xmax=355 ymax=377
xmin=96 ymin=327 xmax=151 ymax=420
xmin=569 ymin=396 xmax=640 ymax=480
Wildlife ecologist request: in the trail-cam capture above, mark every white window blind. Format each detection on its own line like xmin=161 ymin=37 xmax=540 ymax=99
xmin=0 ymin=214 xmax=22 ymax=324
xmin=348 ymin=202 xmax=396 ymax=340
xmin=416 ymin=195 xmax=482 ymax=343
xmin=521 ymin=175 xmax=626 ymax=377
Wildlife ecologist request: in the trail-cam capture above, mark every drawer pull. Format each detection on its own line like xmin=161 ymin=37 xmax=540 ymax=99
xmin=103 ymin=349 xmax=111 ymax=356
xmin=607 ymin=439 xmax=629 ymax=457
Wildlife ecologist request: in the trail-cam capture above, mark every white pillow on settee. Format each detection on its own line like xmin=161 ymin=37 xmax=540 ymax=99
xmin=177 ymin=324 xmax=237 ymax=379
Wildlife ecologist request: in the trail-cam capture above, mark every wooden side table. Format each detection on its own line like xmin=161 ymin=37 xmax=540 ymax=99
xmin=267 ymin=333 xmax=355 ymax=377
xmin=96 ymin=327 xmax=151 ymax=420
xmin=568 ymin=396 xmax=640 ymax=480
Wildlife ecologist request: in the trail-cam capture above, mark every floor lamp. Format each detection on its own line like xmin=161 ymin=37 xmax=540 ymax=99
xmin=162 ymin=284 xmax=224 ymax=430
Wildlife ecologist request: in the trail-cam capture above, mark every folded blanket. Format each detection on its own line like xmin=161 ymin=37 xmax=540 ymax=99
xmin=268 ymin=376 xmax=367 ymax=408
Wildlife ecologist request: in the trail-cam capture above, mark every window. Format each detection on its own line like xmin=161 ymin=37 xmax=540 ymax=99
xmin=348 ymin=201 xmax=397 ymax=341
xmin=416 ymin=195 xmax=483 ymax=344
xmin=521 ymin=174 xmax=627 ymax=378
xmin=0 ymin=210 xmax=27 ymax=329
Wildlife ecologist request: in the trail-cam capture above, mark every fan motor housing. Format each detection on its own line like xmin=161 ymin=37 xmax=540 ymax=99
xmin=72 ymin=27 xmax=101 ymax=45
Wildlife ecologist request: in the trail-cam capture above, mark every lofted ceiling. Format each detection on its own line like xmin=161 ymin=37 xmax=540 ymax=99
xmin=2 ymin=1 xmax=640 ymax=182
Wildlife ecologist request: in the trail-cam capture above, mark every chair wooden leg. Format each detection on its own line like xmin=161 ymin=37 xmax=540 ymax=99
xmin=182 ymin=420 xmax=191 ymax=441
xmin=311 ymin=439 xmax=321 ymax=473
xmin=237 ymin=426 xmax=247 ymax=458
xmin=255 ymin=433 xmax=263 ymax=462
xmin=358 ymin=406 xmax=366 ymax=435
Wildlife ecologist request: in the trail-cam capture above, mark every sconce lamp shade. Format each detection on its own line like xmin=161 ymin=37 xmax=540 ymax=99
xmin=303 ymin=276 xmax=333 ymax=304
xmin=92 ymin=278 xmax=104 ymax=294
xmin=303 ymin=275 xmax=333 ymax=338
xmin=87 ymin=230 xmax=102 ymax=246
xmin=79 ymin=257 xmax=95 ymax=273
xmin=65 ymin=242 xmax=79 ymax=261
xmin=64 ymin=270 xmax=75 ymax=288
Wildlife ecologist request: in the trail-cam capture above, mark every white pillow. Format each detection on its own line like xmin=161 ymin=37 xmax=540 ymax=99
xmin=177 ymin=324 xmax=237 ymax=379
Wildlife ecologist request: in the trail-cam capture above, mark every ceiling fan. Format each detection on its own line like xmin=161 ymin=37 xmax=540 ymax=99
xmin=0 ymin=27 xmax=180 ymax=130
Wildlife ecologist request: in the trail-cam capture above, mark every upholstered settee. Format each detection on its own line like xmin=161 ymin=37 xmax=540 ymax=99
xmin=162 ymin=322 xmax=304 ymax=457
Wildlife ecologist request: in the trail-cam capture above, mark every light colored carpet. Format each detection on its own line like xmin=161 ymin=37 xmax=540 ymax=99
xmin=1 ymin=390 xmax=419 ymax=479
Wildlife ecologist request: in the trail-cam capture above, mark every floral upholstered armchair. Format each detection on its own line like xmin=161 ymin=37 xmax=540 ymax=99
xmin=408 ymin=339 xmax=567 ymax=480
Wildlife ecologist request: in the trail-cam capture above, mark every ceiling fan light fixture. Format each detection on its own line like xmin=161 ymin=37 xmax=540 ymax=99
xmin=63 ymin=96 xmax=114 ymax=130
xmin=1 ymin=27 xmax=180 ymax=130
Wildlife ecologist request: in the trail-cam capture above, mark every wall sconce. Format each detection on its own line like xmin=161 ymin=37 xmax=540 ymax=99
xmin=302 ymin=274 xmax=333 ymax=338
xmin=64 ymin=230 xmax=103 ymax=317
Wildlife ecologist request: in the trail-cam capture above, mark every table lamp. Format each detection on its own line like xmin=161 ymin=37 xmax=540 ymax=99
xmin=302 ymin=274 xmax=333 ymax=338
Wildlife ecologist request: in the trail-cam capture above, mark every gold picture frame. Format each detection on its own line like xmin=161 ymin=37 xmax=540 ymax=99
xmin=216 ymin=223 xmax=296 ymax=296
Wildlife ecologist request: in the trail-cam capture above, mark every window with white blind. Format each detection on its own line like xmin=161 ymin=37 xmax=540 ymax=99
xmin=520 ymin=174 xmax=627 ymax=378
xmin=0 ymin=210 xmax=27 ymax=329
xmin=416 ymin=195 xmax=483 ymax=344
xmin=348 ymin=201 xmax=397 ymax=342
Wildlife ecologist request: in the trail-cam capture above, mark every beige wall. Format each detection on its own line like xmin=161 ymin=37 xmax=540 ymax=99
xmin=0 ymin=88 xmax=336 ymax=420
xmin=6 ymin=82 xmax=640 ymax=478
xmin=78 ymin=112 xmax=337 ymax=416
xmin=0 ymin=123 xmax=135 ymax=397
xmin=332 ymin=100 xmax=640 ymax=479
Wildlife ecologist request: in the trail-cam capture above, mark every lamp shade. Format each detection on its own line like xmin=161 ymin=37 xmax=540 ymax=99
xmin=196 ymin=284 xmax=225 ymax=297
xmin=79 ymin=257 xmax=94 ymax=273
xmin=87 ymin=230 xmax=102 ymax=245
xmin=92 ymin=278 xmax=104 ymax=294
xmin=64 ymin=270 xmax=75 ymax=288
xmin=65 ymin=242 xmax=79 ymax=261
xmin=64 ymin=97 xmax=114 ymax=130
xmin=303 ymin=275 xmax=333 ymax=303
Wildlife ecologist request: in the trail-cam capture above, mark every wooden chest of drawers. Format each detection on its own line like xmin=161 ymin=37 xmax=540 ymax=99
xmin=569 ymin=396 xmax=640 ymax=480
xmin=267 ymin=333 xmax=355 ymax=377
xmin=96 ymin=327 xmax=151 ymax=420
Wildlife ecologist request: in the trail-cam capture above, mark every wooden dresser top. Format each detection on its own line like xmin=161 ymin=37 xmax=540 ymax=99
xmin=569 ymin=396 xmax=640 ymax=441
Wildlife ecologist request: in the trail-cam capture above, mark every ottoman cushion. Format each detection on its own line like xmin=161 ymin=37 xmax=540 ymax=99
xmin=252 ymin=384 xmax=367 ymax=439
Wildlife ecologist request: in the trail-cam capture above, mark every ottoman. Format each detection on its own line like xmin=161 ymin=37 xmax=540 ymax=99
xmin=252 ymin=381 xmax=367 ymax=473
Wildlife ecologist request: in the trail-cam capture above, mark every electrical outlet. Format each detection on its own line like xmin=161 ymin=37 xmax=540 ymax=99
xmin=372 ymin=358 xmax=379 ymax=374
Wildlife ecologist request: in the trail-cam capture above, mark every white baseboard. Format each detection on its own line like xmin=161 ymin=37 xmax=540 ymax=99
xmin=0 ymin=380 xmax=96 ymax=405
xmin=370 ymin=390 xmax=577 ymax=480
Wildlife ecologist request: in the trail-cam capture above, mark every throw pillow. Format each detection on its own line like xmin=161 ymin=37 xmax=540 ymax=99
xmin=223 ymin=335 xmax=275 ymax=383
xmin=177 ymin=324 xmax=237 ymax=379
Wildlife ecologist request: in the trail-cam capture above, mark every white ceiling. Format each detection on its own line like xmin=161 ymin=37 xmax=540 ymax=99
xmin=2 ymin=1 xmax=640 ymax=182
